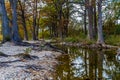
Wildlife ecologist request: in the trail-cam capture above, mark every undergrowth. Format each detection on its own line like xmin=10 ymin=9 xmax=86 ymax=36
xmin=105 ymin=35 xmax=120 ymax=46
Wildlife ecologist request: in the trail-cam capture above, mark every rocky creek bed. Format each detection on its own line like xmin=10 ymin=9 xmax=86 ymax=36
xmin=0 ymin=42 xmax=62 ymax=80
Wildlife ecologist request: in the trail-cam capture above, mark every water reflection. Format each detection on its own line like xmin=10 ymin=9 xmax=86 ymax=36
xmin=55 ymin=46 xmax=120 ymax=80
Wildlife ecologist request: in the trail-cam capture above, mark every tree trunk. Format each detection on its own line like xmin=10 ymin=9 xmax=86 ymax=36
xmin=97 ymin=51 xmax=103 ymax=79
xmin=59 ymin=5 xmax=63 ymax=39
xmin=32 ymin=0 xmax=37 ymax=40
xmin=87 ymin=0 xmax=94 ymax=40
xmin=97 ymin=0 xmax=104 ymax=44
xmin=22 ymin=15 xmax=28 ymax=40
xmin=89 ymin=51 xmax=94 ymax=79
xmin=84 ymin=0 xmax=87 ymax=35
xmin=9 ymin=0 xmax=21 ymax=42
xmin=0 ymin=0 xmax=11 ymax=42
xmin=55 ymin=0 xmax=64 ymax=39
xmin=36 ymin=10 xmax=40 ymax=40
xmin=65 ymin=0 xmax=69 ymax=37
xmin=93 ymin=0 xmax=97 ymax=38
xmin=18 ymin=0 xmax=28 ymax=40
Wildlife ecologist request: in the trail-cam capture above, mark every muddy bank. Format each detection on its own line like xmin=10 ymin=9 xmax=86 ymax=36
xmin=0 ymin=42 xmax=62 ymax=80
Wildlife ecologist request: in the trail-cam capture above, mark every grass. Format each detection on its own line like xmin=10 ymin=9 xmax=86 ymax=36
xmin=105 ymin=35 xmax=120 ymax=46
xmin=64 ymin=36 xmax=96 ymax=44
xmin=64 ymin=32 xmax=86 ymax=42
xmin=64 ymin=36 xmax=80 ymax=43
xmin=64 ymin=33 xmax=120 ymax=46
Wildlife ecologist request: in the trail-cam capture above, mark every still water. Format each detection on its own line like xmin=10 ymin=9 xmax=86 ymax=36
xmin=54 ymin=45 xmax=120 ymax=80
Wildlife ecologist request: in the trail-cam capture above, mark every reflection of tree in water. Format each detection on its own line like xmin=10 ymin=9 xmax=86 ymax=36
xmin=55 ymin=45 xmax=120 ymax=80
xmin=97 ymin=50 xmax=104 ymax=80
xmin=103 ymin=50 xmax=120 ymax=80
xmin=86 ymin=50 xmax=103 ymax=80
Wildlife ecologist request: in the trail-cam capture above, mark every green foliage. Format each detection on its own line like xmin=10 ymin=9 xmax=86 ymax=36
xmin=64 ymin=30 xmax=96 ymax=44
xmin=40 ymin=18 xmax=50 ymax=29
xmin=114 ymin=25 xmax=120 ymax=35
xmin=66 ymin=28 xmax=86 ymax=42
xmin=64 ymin=27 xmax=97 ymax=44
xmin=64 ymin=37 xmax=80 ymax=43
xmin=103 ymin=18 xmax=116 ymax=35
xmin=64 ymin=36 xmax=96 ymax=45
xmin=105 ymin=35 xmax=120 ymax=46
xmin=16 ymin=48 xmax=32 ymax=59
xmin=39 ymin=30 xmax=50 ymax=39
xmin=0 ymin=35 xmax=2 ymax=41
xmin=24 ymin=48 xmax=32 ymax=54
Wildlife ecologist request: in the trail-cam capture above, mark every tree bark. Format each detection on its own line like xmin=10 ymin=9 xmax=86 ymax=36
xmin=59 ymin=3 xmax=63 ymax=39
xmin=9 ymin=0 xmax=21 ymax=42
xmin=36 ymin=10 xmax=40 ymax=40
xmin=32 ymin=0 xmax=38 ymax=40
xmin=0 ymin=0 xmax=11 ymax=42
xmin=97 ymin=0 xmax=104 ymax=44
xmin=84 ymin=0 xmax=87 ymax=35
xmin=91 ymin=0 xmax=97 ymax=38
xmin=18 ymin=0 xmax=28 ymax=40
xmin=87 ymin=0 xmax=94 ymax=40
xmin=93 ymin=2 xmax=97 ymax=37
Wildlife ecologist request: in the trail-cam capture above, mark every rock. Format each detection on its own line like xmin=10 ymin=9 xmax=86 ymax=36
xmin=0 ymin=52 xmax=8 ymax=57
xmin=0 ymin=42 xmax=62 ymax=79
xmin=25 ymin=64 xmax=44 ymax=71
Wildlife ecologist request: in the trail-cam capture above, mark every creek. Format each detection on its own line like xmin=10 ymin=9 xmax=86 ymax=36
xmin=54 ymin=45 xmax=120 ymax=80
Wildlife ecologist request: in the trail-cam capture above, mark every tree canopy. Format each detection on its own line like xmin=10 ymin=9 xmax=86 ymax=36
xmin=0 ymin=0 xmax=120 ymax=45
